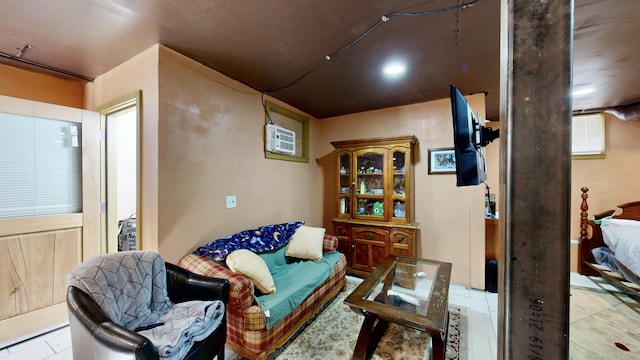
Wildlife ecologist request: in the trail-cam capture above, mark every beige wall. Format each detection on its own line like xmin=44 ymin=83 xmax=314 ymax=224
xmin=156 ymin=47 xmax=324 ymax=263
xmin=570 ymin=114 xmax=640 ymax=237
xmin=0 ymin=63 xmax=84 ymax=108
xmin=318 ymin=94 xmax=489 ymax=288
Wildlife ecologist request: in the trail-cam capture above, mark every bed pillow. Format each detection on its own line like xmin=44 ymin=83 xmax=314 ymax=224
xmin=601 ymin=219 xmax=640 ymax=252
xmin=226 ymin=249 xmax=276 ymax=294
xmin=285 ymin=225 xmax=325 ymax=260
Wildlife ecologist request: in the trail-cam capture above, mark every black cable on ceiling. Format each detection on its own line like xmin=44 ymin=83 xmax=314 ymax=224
xmin=263 ymin=0 xmax=481 ymax=94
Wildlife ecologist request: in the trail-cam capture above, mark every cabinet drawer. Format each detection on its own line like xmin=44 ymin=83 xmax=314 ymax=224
xmin=353 ymin=227 xmax=388 ymax=242
xmin=334 ymin=223 xmax=350 ymax=238
xmin=390 ymin=229 xmax=415 ymax=257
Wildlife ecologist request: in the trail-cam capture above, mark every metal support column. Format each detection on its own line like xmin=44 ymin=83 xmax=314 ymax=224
xmin=498 ymin=0 xmax=573 ymax=359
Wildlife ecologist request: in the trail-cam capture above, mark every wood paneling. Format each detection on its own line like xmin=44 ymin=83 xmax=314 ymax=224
xmin=0 ymin=214 xmax=81 ymax=237
xmin=0 ymin=303 xmax=68 ymax=347
xmin=0 ymin=228 xmax=80 ymax=321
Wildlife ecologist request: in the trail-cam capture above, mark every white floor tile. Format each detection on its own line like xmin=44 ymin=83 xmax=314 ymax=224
xmin=469 ymin=288 xmax=489 ymax=301
xmin=485 ymin=292 xmax=498 ymax=312
xmin=4 ymin=342 xmax=54 ymax=360
xmin=45 ymin=329 xmax=72 ymax=354
xmin=449 ymin=283 xmax=471 ymax=298
xmin=490 ymin=310 xmax=498 ymax=336
xmin=0 ymin=348 xmax=9 ymax=358
xmin=44 ymin=348 xmax=72 ymax=360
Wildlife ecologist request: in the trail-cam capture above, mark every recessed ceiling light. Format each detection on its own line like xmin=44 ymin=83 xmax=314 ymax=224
xmin=572 ymin=87 xmax=596 ymax=97
xmin=383 ymin=63 xmax=406 ymax=76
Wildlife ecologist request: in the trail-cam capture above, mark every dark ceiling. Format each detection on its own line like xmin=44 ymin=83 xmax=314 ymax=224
xmin=1 ymin=0 xmax=639 ymax=120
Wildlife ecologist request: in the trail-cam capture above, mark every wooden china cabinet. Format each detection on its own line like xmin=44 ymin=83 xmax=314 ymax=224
xmin=331 ymin=136 xmax=419 ymax=277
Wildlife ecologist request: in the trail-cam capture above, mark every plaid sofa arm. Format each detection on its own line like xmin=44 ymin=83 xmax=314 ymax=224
xmin=178 ymin=254 xmax=255 ymax=310
xmin=322 ymin=233 xmax=338 ymax=252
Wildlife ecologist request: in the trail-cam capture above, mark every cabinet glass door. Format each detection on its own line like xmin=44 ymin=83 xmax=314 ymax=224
xmin=392 ymin=149 xmax=407 ymax=221
xmin=338 ymin=152 xmax=351 ymax=216
xmin=354 ymin=149 xmax=385 ymax=220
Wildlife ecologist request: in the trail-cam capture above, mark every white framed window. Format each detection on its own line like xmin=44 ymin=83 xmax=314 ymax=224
xmin=0 ymin=112 xmax=82 ymax=218
xmin=572 ymin=113 xmax=605 ymax=159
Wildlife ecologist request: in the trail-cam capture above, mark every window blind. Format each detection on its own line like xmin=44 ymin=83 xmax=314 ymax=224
xmin=0 ymin=112 xmax=82 ymax=219
xmin=572 ymin=113 xmax=605 ymax=156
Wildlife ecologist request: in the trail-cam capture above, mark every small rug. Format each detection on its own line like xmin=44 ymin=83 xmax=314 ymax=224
xmin=233 ymin=276 xmax=467 ymax=360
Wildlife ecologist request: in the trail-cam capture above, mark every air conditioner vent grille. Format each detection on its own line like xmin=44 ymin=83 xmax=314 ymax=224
xmin=265 ymin=124 xmax=296 ymax=155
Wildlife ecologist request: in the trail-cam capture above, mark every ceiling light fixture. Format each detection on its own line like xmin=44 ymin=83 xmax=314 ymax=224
xmin=572 ymin=87 xmax=596 ymax=97
xmin=383 ymin=63 xmax=406 ymax=76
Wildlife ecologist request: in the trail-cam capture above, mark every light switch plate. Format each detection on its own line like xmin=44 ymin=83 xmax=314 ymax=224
xmin=226 ymin=195 xmax=237 ymax=208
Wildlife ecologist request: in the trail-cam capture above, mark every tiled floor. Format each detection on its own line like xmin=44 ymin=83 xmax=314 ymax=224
xmin=0 ymin=273 xmax=634 ymax=360
xmin=448 ymin=281 xmax=498 ymax=359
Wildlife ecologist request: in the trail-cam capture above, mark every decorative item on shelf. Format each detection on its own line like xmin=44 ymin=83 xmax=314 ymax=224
xmin=373 ymin=201 xmax=384 ymax=216
xmin=394 ymin=202 xmax=406 ymax=218
xmin=359 ymin=180 xmax=366 ymax=194
xmin=393 ymin=177 xmax=405 ymax=195
xmin=340 ymin=166 xmax=347 ymax=174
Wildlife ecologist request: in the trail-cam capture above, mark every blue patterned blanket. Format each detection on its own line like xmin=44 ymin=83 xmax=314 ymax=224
xmin=193 ymin=221 xmax=304 ymax=261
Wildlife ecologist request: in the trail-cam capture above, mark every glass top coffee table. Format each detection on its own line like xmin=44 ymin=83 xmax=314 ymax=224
xmin=344 ymin=255 xmax=452 ymax=360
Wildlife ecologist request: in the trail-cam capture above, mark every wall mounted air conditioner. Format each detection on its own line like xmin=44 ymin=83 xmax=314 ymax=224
xmin=265 ymin=123 xmax=296 ymax=155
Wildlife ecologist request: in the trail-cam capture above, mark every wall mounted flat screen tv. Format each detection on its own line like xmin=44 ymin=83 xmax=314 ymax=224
xmin=450 ymin=85 xmax=499 ymax=187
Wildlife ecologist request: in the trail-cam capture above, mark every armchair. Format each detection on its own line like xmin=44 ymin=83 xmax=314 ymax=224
xmin=66 ymin=251 xmax=229 ymax=360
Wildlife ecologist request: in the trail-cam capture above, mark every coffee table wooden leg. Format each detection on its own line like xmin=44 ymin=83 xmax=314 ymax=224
xmin=352 ymin=315 xmax=389 ymax=360
xmin=430 ymin=332 xmax=445 ymax=360
xmin=430 ymin=311 xmax=449 ymax=360
xmin=352 ymin=315 xmax=376 ymax=360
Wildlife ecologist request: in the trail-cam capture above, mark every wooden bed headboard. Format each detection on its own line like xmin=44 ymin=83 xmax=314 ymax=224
xmin=578 ymin=187 xmax=640 ymax=275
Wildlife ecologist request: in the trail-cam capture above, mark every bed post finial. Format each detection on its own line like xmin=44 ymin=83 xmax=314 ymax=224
xmin=580 ymin=187 xmax=589 ymax=242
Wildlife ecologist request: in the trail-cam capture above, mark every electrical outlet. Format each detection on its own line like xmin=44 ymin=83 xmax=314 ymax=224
xmin=226 ymin=195 xmax=237 ymax=209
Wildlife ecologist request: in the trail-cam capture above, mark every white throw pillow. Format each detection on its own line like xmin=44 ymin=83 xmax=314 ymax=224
xmin=601 ymin=219 xmax=640 ymax=252
xmin=226 ymin=249 xmax=276 ymax=294
xmin=286 ymin=225 xmax=325 ymax=260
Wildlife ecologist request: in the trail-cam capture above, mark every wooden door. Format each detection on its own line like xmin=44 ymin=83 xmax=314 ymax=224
xmin=0 ymin=96 xmax=100 ymax=345
xmin=351 ymin=227 xmax=389 ymax=272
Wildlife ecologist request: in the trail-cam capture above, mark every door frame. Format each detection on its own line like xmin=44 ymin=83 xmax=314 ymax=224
xmin=97 ymin=90 xmax=142 ymax=253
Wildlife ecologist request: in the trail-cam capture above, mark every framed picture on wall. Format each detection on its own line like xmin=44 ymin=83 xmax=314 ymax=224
xmin=428 ymin=147 xmax=456 ymax=174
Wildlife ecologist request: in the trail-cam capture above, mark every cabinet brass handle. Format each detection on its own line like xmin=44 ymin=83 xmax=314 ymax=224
xmin=365 ymin=233 xmax=374 ymax=240
xmin=351 ymin=243 xmax=355 ymax=251
xmin=397 ymin=236 xmax=405 ymax=243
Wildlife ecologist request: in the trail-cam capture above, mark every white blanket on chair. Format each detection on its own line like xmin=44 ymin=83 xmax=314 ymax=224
xmin=138 ymin=300 xmax=225 ymax=360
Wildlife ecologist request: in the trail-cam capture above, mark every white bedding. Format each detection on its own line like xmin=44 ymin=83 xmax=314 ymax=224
xmin=601 ymin=219 xmax=640 ymax=277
